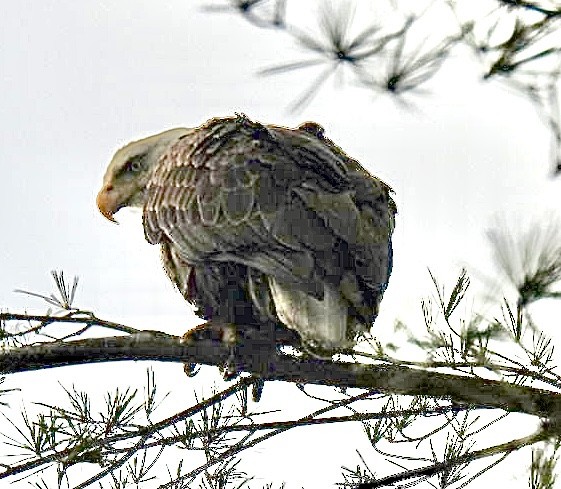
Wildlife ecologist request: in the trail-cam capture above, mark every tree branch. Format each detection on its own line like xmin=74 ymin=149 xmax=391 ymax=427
xmin=497 ymin=0 xmax=561 ymax=18
xmin=1 ymin=311 xmax=140 ymax=335
xmin=2 ymin=326 xmax=561 ymax=422
xmin=358 ymin=427 xmax=550 ymax=488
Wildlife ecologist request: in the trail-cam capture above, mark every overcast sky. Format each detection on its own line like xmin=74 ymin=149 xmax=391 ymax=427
xmin=1 ymin=1 xmax=560 ymax=487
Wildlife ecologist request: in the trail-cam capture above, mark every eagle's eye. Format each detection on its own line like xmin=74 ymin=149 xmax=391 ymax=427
xmin=124 ymin=155 xmax=144 ymax=173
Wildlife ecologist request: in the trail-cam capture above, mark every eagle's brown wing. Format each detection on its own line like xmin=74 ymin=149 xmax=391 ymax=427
xmin=143 ymin=115 xmax=395 ymax=344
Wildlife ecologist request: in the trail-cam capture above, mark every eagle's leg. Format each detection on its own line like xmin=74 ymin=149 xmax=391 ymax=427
xmin=184 ymin=263 xmax=303 ymax=379
xmin=216 ymin=280 xmax=248 ymax=379
xmin=220 ymin=323 xmax=239 ymax=381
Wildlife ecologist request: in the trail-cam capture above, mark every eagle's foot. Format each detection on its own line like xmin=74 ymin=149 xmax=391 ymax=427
xmin=251 ymin=377 xmax=265 ymax=402
xmin=183 ymin=363 xmax=200 ymax=377
xmin=181 ymin=321 xmax=233 ymax=343
xmin=181 ymin=321 xmax=240 ymax=379
xmin=181 ymin=321 xmax=305 ymax=380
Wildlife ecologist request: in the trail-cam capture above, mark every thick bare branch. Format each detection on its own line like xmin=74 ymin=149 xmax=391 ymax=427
xmin=2 ymin=325 xmax=561 ymax=422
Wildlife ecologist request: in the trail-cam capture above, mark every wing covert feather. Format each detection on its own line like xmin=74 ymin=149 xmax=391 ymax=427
xmin=143 ymin=115 xmax=396 ymax=310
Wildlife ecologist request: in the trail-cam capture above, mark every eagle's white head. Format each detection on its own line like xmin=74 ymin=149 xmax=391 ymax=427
xmin=97 ymin=128 xmax=190 ymax=222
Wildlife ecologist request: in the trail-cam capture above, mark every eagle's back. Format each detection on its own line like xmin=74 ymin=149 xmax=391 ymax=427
xmin=143 ymin=115 xmax=395 ymax=350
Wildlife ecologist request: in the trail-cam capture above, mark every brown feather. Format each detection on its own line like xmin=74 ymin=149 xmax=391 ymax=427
xmin=140 ymin=115 xmax=396 ymax=350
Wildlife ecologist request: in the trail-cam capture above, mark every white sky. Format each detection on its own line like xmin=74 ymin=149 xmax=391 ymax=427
xmin=1 ymin=0 xmax=560 ymax=488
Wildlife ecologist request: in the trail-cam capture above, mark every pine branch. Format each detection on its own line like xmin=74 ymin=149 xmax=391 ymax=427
xmin=0 ymin=312 xmax=139 ymax=336
xmin=496 ymin=0 xmax=561 ymax=18
xmin=2 ymin=325 xmax=561 ymax=421
xmin=0 ymin=375 xmax=255 ymax=484
xmin=357 ymin=427 xmax=549 ymax=488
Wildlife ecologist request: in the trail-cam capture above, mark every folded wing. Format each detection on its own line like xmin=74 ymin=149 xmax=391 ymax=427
xmin=143 ymin=115 xmax=395 ymax=350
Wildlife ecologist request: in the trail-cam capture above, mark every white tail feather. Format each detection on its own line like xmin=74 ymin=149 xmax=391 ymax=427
xmin=268 ymin=277 xmax=350 ymax=349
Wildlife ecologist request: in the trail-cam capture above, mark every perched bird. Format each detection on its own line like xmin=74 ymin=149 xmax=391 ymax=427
xmin=97 ymin=114 xmax=395 ymax=355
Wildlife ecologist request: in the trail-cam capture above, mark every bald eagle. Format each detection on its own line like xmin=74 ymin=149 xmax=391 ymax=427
xmin=96 ymin=115 xmax=395 ymax=354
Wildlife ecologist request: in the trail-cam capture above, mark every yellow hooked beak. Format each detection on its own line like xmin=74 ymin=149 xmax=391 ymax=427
xmin=96 ymin=185 xmax=119 ymax=224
